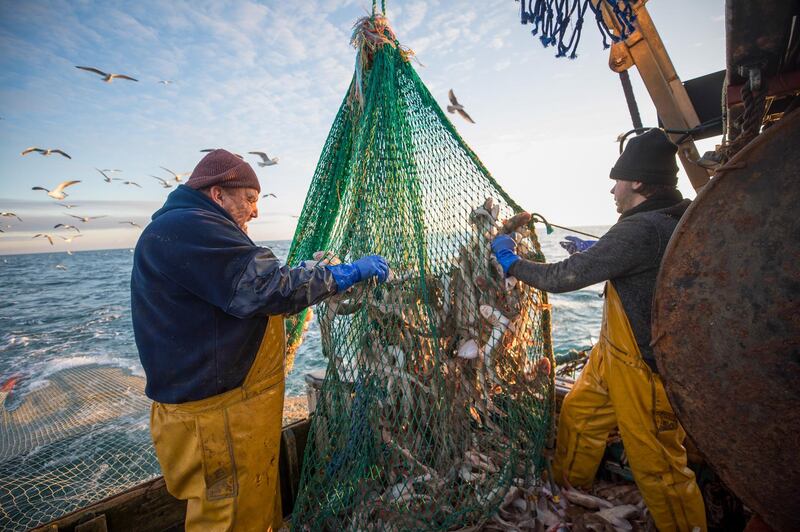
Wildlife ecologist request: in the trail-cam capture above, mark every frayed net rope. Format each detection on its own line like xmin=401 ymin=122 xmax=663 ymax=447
xmin=349 ymin=14 xmax=416 ymax=109
xmin=519 ymin=0 xmax=637 ymax=59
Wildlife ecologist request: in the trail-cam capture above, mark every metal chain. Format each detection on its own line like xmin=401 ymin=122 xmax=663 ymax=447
xmin=720 ymin=70 xmax=767 ymax=162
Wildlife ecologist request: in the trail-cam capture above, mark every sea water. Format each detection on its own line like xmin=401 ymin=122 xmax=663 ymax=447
xmin=0 ymin=227 xmax=606 ymax=529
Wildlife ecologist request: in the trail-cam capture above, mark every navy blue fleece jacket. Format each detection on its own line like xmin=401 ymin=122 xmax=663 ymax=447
xmin=131 ymin=185 xmax=338 ymax=403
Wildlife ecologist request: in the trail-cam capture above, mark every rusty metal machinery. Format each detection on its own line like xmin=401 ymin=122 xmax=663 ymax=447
xmin=725 ymin=0 xmax=800 ymax=97
xmin=652 ymin=110 xmax=800 ymax=532
xmin=724 ymin=0 xmax=800 ymax=157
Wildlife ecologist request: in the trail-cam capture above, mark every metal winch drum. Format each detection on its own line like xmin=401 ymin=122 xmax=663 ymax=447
xmin=653 ymin=111 xmax=800 ymax=532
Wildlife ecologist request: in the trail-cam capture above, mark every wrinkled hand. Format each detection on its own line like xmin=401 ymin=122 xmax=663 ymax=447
xmin=352 ymin=255 xmax=390 ymax=284
xmin=491 ymin=234 xmax=519 ymax=276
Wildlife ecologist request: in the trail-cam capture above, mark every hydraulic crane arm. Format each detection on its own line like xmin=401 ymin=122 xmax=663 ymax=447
xmin=596 ymin=0 xmax=712 ymax=190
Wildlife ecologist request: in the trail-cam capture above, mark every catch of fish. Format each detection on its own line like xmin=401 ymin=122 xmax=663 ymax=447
xmin=298 ymin=198 xmax=559 ymax=530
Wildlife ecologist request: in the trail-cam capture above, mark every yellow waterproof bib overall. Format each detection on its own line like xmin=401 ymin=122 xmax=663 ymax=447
xmin=150 ymin=317 xmax=286 ymax=531
xmin=553 ymin=283 xmax=707 ymax=532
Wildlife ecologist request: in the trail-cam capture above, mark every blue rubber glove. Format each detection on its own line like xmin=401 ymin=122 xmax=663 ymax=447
xmin=559 ymin=235 xmax=597 ymax=256
xmin=326 ymin=255 xmax=390 ymax=292
xmin=491 ymin=234 xmax=519 ymax=277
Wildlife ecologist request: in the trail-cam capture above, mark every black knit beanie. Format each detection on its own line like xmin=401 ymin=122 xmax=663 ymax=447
xmin=609 ymin=129 xmax=679 ymax=185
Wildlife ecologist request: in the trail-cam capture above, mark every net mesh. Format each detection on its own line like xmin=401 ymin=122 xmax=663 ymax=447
xmin=288 ymin=13 xmax=555 ymax=530
xmin=0 ymin=365 xmax=158 ymax=531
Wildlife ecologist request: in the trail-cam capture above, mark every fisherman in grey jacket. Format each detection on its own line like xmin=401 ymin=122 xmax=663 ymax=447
xmin=491 ymin=129 xmax=707 ymax=531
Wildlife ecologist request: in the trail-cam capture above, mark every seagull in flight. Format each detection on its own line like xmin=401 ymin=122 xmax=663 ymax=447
xmin=201 ymin=149 xmax=244 ymax=159
xmin=262 ymin=193 xmax=277 ymax=198
xmin=248 ymin=151 xmax=279 ymax=167
xmin=159 ymin=167 xmax=190 ymax=182
xmin=114 ymin=179 xmax=142 ymax=188
xmin=54 ymin=223 xmax=81 ymax=233
xmin=100 ymin=168 xmax=122 ymax=173
xmin=55 ymin=264 xmax=67 ymax=270
xmin=57 ymin=203 xmax=79 ymax=209
xmin=119 ymin=221 xmax=141 ymax=228
xmin=32 ymin=180 xmax=81 ymax=200
xmin=75 ymin=66 xmax=138 ymax=83
xmin=150 ymin=175 xmax=174 ymax=188
xmin=158 ymin=80 xmax=174 ymax=85
xmin=59 ymin=234 xmax=83 ymax=243
xmin=68 ymin=214 xmax=107 ymax=223
xmin=33 ymin=233 xmax=54 ymax=245
xmin=21 ymin=147 xmax=71 ymax=159
xmin=96 ymin=168 xmax=114 ymax=183
xmin=446 ymin=89 xmax=475 ymax=124
xmin=1 ymin=212 xmax=22 ymax=222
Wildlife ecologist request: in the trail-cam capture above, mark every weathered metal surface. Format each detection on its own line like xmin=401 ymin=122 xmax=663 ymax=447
xmin=653 ymin=110 xmax=800 ymax=532
xmin=727 ymin=70 xmax=800 ymax=107
xmin=726 ymin=0 xmax=800 ymax=85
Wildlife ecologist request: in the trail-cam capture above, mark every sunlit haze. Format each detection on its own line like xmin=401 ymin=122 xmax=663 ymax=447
xmin=0 ymin=1 xmax=724 ymax=255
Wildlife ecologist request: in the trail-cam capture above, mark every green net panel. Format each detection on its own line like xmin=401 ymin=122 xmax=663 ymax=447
xmin=0 ymin=365 xmax=159 ymax=531
xmin=287 ymin=11 xmax=555 ymax=530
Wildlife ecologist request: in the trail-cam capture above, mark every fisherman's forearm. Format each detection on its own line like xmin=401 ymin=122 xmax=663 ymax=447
xmin=227 ymin=251 xmax=338 ymax=318
xmin=508 ymin=216 xmax=660 ymax=293
xmin=508 ymin=258 xmax=596 ymax=293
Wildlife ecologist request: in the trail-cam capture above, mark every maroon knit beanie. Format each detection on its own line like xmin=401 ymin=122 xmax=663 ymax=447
xmin=185 ymin=149 xmax=261 ymax=192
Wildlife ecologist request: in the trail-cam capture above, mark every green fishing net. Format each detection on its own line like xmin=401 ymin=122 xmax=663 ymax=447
xmin=286 ymin=10 xmax=555 ymax=530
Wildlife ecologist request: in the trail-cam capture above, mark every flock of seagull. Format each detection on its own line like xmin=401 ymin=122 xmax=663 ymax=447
xmin=2 ymin=65 xmax=283 ymax=259
xmin=4 ymin=64 xmax=475 ymax=261
xmin=6 ymin=144 xmax=280 ymax=254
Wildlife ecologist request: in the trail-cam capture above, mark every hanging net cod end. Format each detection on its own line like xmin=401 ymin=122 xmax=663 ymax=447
xmin=286 ymin=8 xmax=555 ymax=530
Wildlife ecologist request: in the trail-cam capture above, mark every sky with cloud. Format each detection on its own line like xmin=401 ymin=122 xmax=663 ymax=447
xmin=0 ymin=0 xmax=725 ymax=255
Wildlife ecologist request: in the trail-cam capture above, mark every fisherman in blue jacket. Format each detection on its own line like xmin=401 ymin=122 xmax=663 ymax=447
xmin=131 ymin=149 xmax=388 ymax=531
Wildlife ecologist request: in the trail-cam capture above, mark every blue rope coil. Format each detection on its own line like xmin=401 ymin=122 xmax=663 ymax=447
xmin=519 ymin=0 xmax=637 ymax=59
